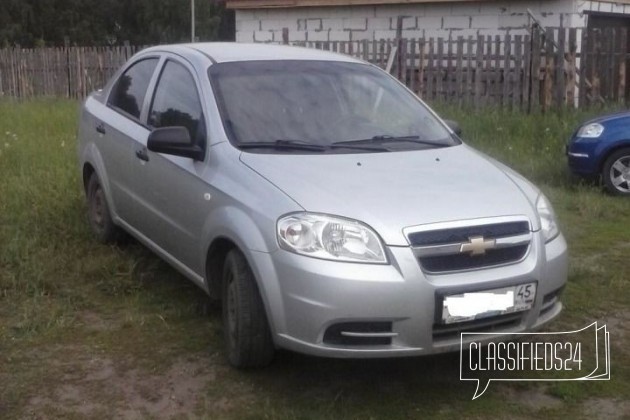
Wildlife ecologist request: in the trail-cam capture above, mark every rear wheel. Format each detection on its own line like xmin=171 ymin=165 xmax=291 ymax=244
xmin=222 ymin=249 xmax=275 ymax=368
xmin=602 ymin=148 xmax=630 ymax=196
xmin=87 ymin=173 xmax=121 ymax=243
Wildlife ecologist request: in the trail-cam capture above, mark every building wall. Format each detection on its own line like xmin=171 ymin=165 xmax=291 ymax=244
xmin=234 ymin=0 xmax=630 ymax=43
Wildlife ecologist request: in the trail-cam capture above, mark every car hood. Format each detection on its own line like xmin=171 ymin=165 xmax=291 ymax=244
xmin=582 ymin=110 xmax=630 ymax=126
xmin=239 ymin=144 xmax=539 ymax=246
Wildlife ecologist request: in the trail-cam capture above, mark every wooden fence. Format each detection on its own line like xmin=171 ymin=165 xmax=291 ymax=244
xmin=0 ymin=43 xmax=145 ymax=99
xmin=0 ymin=27 xmax=628 ymax=111
xmin=288 ymin=27 xmax=628 ymax=111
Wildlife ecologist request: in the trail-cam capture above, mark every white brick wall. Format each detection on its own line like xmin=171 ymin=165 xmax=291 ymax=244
xmin=443 ymin=16 xmax=471 ymax=29
xmin=236 ymin=20 xmax=260 ymax=32
xmin=471 ymin=15 xmax=499 ymax=29
xmin=343 ymin=17 xmax=368 ymax=30
xmin=497 ymin=14 xmax=529 ymax=29
xmin=308 ymin=29 xmax=330 ymax=42
xmin=417 ymin=16 xmax=443 ymax=30
xmin=329 ymin=30 xmax=351 ymax=41
xmin=373 ymin=29 xmax=397 ymax=40
xmin=234 ymin=0 xmax=630 ymax=43
xmin=367 ymin=17 xmax=392 ymax=31
xmin=321 ymin=18 xmax=343 ymax=30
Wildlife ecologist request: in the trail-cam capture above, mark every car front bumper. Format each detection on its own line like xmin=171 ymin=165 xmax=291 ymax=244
xmin=248 ymin=232 xmax=568 ymax=358
xmin=566 ymin=140 xmax=600 ymax=176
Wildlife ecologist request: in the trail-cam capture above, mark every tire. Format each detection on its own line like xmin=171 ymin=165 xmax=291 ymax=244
xmin=222 ymin=249 xmax=275 ymax=368
xmin=86 ymin=173 xmax=122 ymax=243
xmin=602 ymin=148 xmax=630 ymax=196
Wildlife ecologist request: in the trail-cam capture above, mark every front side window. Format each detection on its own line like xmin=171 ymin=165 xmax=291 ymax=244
xmin=208 ymin=60 xmax=457 ymax=154
xmin=149 ymin=60 xmax=205 ymax=149
xmin=108 ymin=58 xmax=158 ymax=119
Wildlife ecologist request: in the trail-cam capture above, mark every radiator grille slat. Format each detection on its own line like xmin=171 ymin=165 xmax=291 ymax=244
xmin=408 ymin=221 xmax=530 ymax=247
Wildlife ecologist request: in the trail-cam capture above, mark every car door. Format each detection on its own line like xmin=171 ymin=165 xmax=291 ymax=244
xmin=130 ymin=56 xmax=212 ymax=278
xmin=97 ymin=56 xmax=160 ymax=228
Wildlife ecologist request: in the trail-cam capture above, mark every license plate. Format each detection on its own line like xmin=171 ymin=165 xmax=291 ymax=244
xmin=441 ymin=282 xmax=536 ymax=324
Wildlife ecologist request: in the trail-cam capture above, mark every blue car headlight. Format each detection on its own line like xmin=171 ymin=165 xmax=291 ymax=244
xmin=576 ymin=123 xmax=604 ymax=138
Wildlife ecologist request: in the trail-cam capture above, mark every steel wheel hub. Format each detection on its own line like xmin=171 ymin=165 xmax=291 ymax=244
xmin=610 ymin=156 xmax=630 ymax=193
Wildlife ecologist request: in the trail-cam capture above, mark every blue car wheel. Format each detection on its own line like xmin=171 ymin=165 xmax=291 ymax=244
xmin=602 ymin=147 xmax=630 ymax=195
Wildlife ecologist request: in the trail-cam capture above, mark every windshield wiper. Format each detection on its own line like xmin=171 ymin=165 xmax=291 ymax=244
xmin=333 ymin=135 xmax=448 ymax=148
xmin=238 ymin=139 xmax=327 ymax=151
xmin=238 ymin=139 xmax=390 ymax=152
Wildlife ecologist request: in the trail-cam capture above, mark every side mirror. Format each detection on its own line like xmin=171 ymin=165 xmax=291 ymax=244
xmin=147 ymin=126 xmax=204 ymax=161
xmin=444 ymin=119 xmax=462 ymax=136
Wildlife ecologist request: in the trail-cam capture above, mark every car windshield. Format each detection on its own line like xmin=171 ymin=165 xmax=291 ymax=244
xmin=208 ymin=60 xmax=458 ymax=153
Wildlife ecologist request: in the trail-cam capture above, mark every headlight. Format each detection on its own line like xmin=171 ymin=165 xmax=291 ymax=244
xmin=576 ymin=123 xmax=604 ymax=138
xmin=536 ymin=194 xmax=559 ymax=242
xmin=277 ymin=213 xmax=387 ymax=263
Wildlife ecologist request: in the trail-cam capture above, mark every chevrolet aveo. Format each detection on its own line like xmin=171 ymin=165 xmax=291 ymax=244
xmin=78 ymin=43 xmax=568 ymax=368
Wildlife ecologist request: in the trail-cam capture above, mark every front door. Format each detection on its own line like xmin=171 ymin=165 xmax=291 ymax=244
xmin=130 ymin=57 xmax=212 ymax=278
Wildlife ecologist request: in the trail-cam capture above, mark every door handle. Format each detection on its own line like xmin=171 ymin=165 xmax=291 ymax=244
xmin=135 ymin=149 xmax=149 ymax=162
xmin=95 ymin=123 xmax=106 ymax=134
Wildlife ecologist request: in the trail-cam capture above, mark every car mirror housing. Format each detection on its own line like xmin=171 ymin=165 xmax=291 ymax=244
xmin=444 ymin=119 xmax=462 ymax=136
xmin=147 ymin=126 xmax=204 ymax=160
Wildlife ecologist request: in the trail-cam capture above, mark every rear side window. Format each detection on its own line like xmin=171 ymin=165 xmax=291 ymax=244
xmin=148 ymin=60 xmax=205 ymax=148
xmin=108 ymin=58 xmax=159 ymax=119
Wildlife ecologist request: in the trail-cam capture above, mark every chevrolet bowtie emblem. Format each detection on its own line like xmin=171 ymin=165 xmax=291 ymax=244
xmin=460 ymin=236 xmax=496 ymax=256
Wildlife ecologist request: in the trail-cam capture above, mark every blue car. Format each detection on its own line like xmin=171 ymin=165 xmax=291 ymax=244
xmin=567 ymin=111 xmax=630 ymax=195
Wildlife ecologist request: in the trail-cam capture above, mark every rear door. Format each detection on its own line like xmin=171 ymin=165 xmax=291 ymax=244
xmin=96 ymin=56 xmax=160 ymax=227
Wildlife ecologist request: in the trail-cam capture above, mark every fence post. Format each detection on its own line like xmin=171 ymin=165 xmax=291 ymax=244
xmin=64 ymin=37 xmax=71 ymax=98
xmin=567 ymin=28 xmax=577 ymax=108
xmin=530 ymin=27 xmax=541 ymax=112
xmin=395 ymin=16 xmax=404 ymax=80
xmin=619 ymin=28 xmax=627 ymax=103
xmin=556 ymin=28 xmax=566 ymax=108
xmin=578 ymin=28 xmax=588 ymax=107
xmin=474 ymin=35 xmax=483 ymax=106
xmin=502 ymin=33 xmax=512 ymax=108
xmin=456 ymin=36 xmax=464 ymax=106
xmin=589 ymin=29 xmax=602 ymax=102
xmin=123 ymin=40 xmax=131 ymax=60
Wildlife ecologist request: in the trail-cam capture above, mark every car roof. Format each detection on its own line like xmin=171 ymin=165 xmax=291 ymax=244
xmin=142 ymin=42 xmax=364 ymax=64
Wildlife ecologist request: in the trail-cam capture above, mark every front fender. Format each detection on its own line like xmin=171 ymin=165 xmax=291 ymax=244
xmin=199 ymin=205 xmax=287 ymax=336
xmin=199 ymin=205 xmax=276 ymax=262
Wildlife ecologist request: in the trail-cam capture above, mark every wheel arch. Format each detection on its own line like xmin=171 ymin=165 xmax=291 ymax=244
xmin=201 ymin=222 xmax=285 ymax=337
xmin=82 ymin=162 xmax=96 ymax=194
xmin=79 ymin=143 xmax=118 ymax=218
xmin=205 ymin=236 xmax=238 ymax=300
xmin=598 ymin=142 xmax=630 ymax=174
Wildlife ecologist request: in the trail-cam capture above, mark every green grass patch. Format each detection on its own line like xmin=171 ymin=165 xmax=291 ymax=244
xmin=0 ymin=100 xmax=628 ymax=419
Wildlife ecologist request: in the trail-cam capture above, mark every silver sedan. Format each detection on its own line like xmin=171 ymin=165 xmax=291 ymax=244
xmin=77 ymin=43 xmax=568 ymax=368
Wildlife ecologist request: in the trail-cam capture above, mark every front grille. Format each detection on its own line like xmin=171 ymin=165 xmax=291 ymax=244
xmin=408 ymin=219 xmax=531 ymax=273
xmin=408 ymin=221 xmax=530 ymax=247
xmin=420 ymin=244 xmax=529 ymax=272
xmin=323 ymin=322 xmax=393 ymax=346
xmin=433 ymin=312 xmax=523 ymax=342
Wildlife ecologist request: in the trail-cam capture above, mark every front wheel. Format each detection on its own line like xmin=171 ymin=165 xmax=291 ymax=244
xmin=602 ymin=148 xmax=630 ymax=195
xmin=222 ymin=249 xmax=275 ymax=368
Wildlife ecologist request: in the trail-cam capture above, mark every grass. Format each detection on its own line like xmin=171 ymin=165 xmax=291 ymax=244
xmin=0 ymin=99 xmax=629 ymax=419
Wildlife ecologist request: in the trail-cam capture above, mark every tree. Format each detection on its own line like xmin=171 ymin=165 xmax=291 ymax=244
xmin=0 ymin=0 xmax=233 ymax=47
